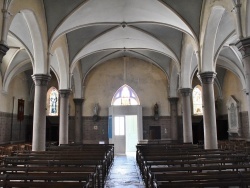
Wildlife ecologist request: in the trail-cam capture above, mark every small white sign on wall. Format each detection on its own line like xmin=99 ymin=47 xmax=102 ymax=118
xmin=227 ymin=96 xmax=241 ymax=136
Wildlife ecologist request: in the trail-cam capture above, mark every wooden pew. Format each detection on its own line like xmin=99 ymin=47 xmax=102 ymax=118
xmin=0 ymin=173 xmax=90 ymax=188
xmin=1 ymin=144 xmax=114 ymax=188
xmin=152 ymin=171 xmax=247 ymax=188
xmin=146 ymin=164 xmax=250 ymax=187
xmin=0 ymin=166 xmax=97 ymax=187
xmin=136 ymin=143 xmax=250 ymax=188
xmin=0 ymin=181 xmax=88 ymax=188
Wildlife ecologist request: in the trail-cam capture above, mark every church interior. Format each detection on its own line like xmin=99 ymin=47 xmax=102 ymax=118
xmin=1 ymin=0 xmax=250 ymax=187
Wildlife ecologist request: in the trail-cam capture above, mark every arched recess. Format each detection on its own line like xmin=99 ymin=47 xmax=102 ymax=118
xmin=108 ymin=84 xmax=143 ymax=155
xmin=54 ymin=47 xmax=70 ymax=89
xmin=70 ymin=26 xmax=180 ymax=73
xmin=9 ymin=9 xmax=49 ymax=74
xmin=50 ymin=35 xmax=70 ymax=90
xmin=168 ymin=63 xmax=179 ymax=97
xmin=71 ymin=63 xmax=83 ymax=99
xmin=2 ymin=49 xmax=32 ymax=93
xmin=80 ymin=50 xmax=170 ymax=85
xmin=9 ymin=13 xmax=34 ymax=62
xmin=217 ymin=56 xmax=246 ymax=91
xmin=50 ymin=0 xmax=197 ymax=46
xmin=180 ymin=36 xmax=198 ymax=89
xmin=201 ymin=6 xmax=226 ymax=72
xmin=213 ymin=10 xmax=236 ymax=64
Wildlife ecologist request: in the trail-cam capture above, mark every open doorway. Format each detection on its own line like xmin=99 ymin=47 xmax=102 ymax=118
xmin=113 ymin=115 xmax=138 ymax=154
xmin=109 ymin=106 xmax=142 ymax=155
xmin=109 ymin=84 xmax=142 ymax=155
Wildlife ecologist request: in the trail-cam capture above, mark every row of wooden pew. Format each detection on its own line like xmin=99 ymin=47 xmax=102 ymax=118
xmin=0 ymin=143 xmax=114 ymax=188
xmin=136 ymin=143 xmax=250 ymax=188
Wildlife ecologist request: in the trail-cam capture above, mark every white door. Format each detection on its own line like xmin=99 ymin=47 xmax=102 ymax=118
xmin=125 ymin=115 xmax=138 ymax=152
xmin=109 ymin=106 xmax=143 ymax=155
xmin=114 ymin=116 xmax=125 ymax=154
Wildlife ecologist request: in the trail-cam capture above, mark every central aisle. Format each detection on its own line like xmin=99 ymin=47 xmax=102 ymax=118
xmin=105 ymin=153 xmax=145 ymax=188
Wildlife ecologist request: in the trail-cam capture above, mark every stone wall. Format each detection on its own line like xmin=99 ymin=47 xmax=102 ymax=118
xmin=0 ymin=112 xmax=28 ymax=144
xmin=216 ymin=112 xmax=249 ymax=140
xmin=142 ymin=116 xmax=171 ymax=139
xmin=81 ymin=117 xmax=108 ymax=144
xmin=240 ymin=111 xmax=249 ymax=139
xmin=68 ymin=115 xmax=177 ymax=143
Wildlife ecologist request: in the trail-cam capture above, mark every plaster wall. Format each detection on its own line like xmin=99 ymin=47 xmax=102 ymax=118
xmin=221 ymin=70 xmax=247 ymax=114
xmin=0 ymin=72 xmax=29 ymax=114
xmin=0 ymin=72 xmax=30 ymax=144
xmin=83 ymin=57 xmax=169 ymax=117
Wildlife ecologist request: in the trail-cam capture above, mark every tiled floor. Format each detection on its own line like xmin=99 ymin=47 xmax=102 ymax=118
xmin=105 ymin=153 xmax=145 ymax=188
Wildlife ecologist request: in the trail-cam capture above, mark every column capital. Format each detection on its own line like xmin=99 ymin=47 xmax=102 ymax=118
xmin=235 ymin=38 xmax=250 ymax=58
xmin=32 ymin=74 xmax=51 ymax=86
xmin=168 ymin=97 xmax=179 ymax=104
xmin=59 ymin=89 xmax=71 ymax=98
xmin=179 ymin=88 xmax=192 ymax=96
xmin=198 ymin=71 xmax=216 ymax=84
xmin=73 ymin=98 xmax=84 ymax=104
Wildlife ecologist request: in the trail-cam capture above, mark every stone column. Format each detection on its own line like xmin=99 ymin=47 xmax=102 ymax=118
xmin=73 ymin=98 xmax=84 ymax=143
xmin=236 ymin=38 xmax=250 ymax=140
xmin=0 ymin=1 xmax=10 ymax=63
xmin=168 ymin=97 xmax=179 ymax=141
xmin=59 ymin=89 xmax=71 ymax=145
xmin=32 ymin=74 xmax=51 ymax=151
xmin=198 ymin=72 xmax=218 ymax=149
xmin=179 ymin=88 xmax=193 ymax=143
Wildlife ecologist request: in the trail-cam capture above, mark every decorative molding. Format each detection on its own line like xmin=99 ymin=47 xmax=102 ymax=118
xmin=198 ymin=72 xmax=216 ymax=84
xmin=59 ymin=89 xmax=71 ymax=98
xmin=31 ymin=74 xmax=51 ymax=86
xmin=179 ymin=88 xmax=192 ymax=96
xmin=235 ymin=38 xmax=250 ymax=58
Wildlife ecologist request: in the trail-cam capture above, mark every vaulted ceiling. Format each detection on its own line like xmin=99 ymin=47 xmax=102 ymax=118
xmin=1 ymin=0 xmax=247 ymax=97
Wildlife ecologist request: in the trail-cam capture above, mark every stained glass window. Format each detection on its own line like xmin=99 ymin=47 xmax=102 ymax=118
xmin=49 ymin=88 xmax=59 ymax=116
xmin=111 ymin=84 xmax=140 ymax=106
xmin=193 ymin=86 xmax=203 ymax=115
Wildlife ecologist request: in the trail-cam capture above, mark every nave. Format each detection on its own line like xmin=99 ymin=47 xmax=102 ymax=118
xmin=105 ymin=153 xmax=144 ymax=188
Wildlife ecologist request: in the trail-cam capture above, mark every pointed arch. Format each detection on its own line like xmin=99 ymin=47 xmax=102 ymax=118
xmin=111 ymin=84 xmax=140 ymax=106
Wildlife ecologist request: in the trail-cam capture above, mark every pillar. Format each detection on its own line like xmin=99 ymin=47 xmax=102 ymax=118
xmin=73 ymin=98 xmax=84 ymax=143
xmin=179 ymin=88 xmax=193 ymax=143
xmin=59 ymin=89 xmax=71 ymax=145
xmin=32 ymin=74 xmax=51 ymax=151
xmin=168 ymin=97 xmax=179 ymax=141
xmin=236 ymin=38 xmax=250 ymax=140
xmin=0 ymin=1 xmax=10 ymax=63
xmin=198 ymin=72 xmax=218 ymax=149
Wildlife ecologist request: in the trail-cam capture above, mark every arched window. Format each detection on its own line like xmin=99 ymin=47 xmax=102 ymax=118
xmin=47 ymin=87 xmax=59 ymax=116
xmin=111 ymin=84 xmax=140 ymax=106
xmin=193 ymin=85 xmax=203 ymax=115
